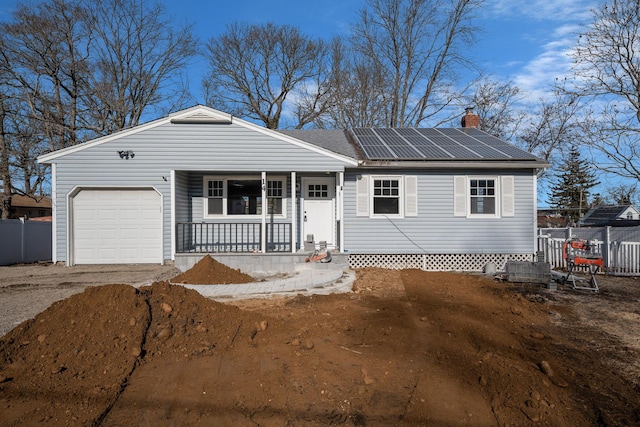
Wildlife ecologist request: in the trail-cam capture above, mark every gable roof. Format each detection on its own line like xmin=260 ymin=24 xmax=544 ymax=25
xmin=282 ymin=127 xmax=548 ymax=169
xmin=581 ymin=204 xmax=639 ymax=225
xmin=38 ymin=105 xmax=358 ymax=166
xmin=7 ymin=194 xmax=52 ymax=209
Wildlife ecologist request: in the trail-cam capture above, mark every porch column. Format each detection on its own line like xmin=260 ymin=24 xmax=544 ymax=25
xmin=261 ymin=171 xmax=267 ymax=253
xmin=291 ymin=171 xmax=297 ymax=253
xmin=338 ymin=171 xmax=344 ymax=252
xmin=170 ymin=169 xmax=176 ymax=260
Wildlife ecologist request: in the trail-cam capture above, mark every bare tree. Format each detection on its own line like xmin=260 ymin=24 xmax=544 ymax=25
xmin=204 ymin=23 xmax=330 ymax=129
xmin=349 ymin=0 xmax=482 ymax=127
xmin=467 ymin=76 xmax=524 ymax=140
xmin=605 ymin=183 xmax=638 ymax=205
xmin=566 ymin=0 xmax=640 ymax=182
xmin=83 ymin=0 xmax=197 ymax=134
xmin=0 ymin=94 xmax=11 ymax=219
xmin=517 ymin=91 xmax=581 ymax=166
xmin=312 ymin=38 xmax=389 ymax=129
xmin=1 ymin=0 xmax=91 ymax=151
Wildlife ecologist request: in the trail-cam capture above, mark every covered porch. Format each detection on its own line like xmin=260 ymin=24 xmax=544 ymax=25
xmin=172 ymin=170 xmax=344 ymax=256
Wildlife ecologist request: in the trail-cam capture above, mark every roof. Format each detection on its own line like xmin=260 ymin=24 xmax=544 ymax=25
xmin=281 ymin=127 xmax=548 ymax=169
xmin=581 ymin=205 xmax=639 ymax=225
xmin=38 ymin=105 xmax=358 ymax=167
xmin=8 ymin=194 xmax=52 ymax=209
xmin=277 ymin=129 xmax=358 ymax=158
xmin=351 ymin=127 xmax=538 ymax=161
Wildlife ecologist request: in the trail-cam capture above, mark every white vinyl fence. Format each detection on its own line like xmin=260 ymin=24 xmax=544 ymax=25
xmin=537 ymin=226 xmax=640 ymax=276
xmin=0 ymin=219 xmax=52 ymax=266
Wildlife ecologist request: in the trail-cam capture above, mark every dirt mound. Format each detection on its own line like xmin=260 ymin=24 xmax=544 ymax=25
xmin=0 ymin=282 xmax=265 ymax=426
xmin=1 ymin=269 xmax=639 ymax=426
xmin=171 ymin=255 xmax=254 ymax=284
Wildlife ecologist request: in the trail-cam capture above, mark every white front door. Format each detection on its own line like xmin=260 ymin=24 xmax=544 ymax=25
xmin=302 ymin=178 xmax=335 ymax=248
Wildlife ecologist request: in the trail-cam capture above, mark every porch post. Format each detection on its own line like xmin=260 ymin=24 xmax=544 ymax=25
xmin=261 ymin=171 xmax=267 ymax=253
xmin=291 ymin=171 xmax=297 ymax=253
xmin=338 ymin=171 xmax=344 ymax=252
xmin=170 ymin=169 xmax=176 ymax=261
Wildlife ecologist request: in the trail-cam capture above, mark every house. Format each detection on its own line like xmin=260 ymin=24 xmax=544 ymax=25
xmin=38 ymin=105 xmax=548 ymax=271
xmin=580 ymin=204 xmax=640 ymax=226
xmin=0 ymin=194 xmax=52 ymax=219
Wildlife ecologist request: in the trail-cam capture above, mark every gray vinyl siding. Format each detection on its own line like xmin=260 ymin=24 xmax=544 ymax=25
xmin=342 ymin=169 xmax=536 ymax=254
xmin=49 ymin=121 xmax=352 ymax=262
xmin=175 ymin=171 xmax=190 ymax=223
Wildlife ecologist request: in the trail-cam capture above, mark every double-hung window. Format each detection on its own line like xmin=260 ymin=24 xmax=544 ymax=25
xmin=356 ymin=175 xmax=417 ymax=218
xmin=204 ymin=176 xmax=285 ymax=217
xmin=373 ymin=178 xmax=400 ymax=215
xmin=469 ymin=178 xmax=496 ymax=215
xmin=454 ymin=176 xmax=514 ymax=218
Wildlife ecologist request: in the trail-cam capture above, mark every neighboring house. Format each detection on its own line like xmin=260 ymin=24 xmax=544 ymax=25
xmin=38 ymin=105 xmax=548 ymax=271
xmin=580 ymin=204 xmax=640 ymax=226
xmin=537 ymin=209 xmax=571 ymax=228
xmin=0 ymin=194 xmax=52 ymax=219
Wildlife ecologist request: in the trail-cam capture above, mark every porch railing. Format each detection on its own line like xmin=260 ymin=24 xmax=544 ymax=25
xmin=176 ymin=222 xmax=292 ymax=253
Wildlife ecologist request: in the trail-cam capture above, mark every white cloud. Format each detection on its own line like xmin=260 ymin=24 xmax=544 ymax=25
xmin=486 ymin=0 xmax=595 ymax=21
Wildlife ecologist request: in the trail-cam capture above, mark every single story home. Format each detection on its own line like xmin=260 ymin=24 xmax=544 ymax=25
xmin=38 ymin=105 xmax=548 ymax=271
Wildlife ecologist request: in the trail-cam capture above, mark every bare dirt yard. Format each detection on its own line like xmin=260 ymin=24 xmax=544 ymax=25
xmin=0 ymin=262 xmax=639 ymax=426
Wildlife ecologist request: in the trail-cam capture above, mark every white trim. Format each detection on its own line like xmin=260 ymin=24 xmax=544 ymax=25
xmin=369 ymin=175 xmax=404 ymax=219
xmin=466 ymin=176 xmax=500 ymax=219
xmin=404 ymin=175 xmax=418 ymax=217
xmin=291 ymin=172 xmax=297 ymax=253
xmin=51 ymin=164 xmax=57 ymax=264
xmin=356 ymin=175 xmax=370 ymax=217
xmin=453 ymin=176 xmax=467 ymax=217
xmin=66 ymin=186 xmax=163 ymax=266
xmin=170 ymin=170 xmax=176 ymax=261
xmin=338 ymin=172 xmax=344 ymax=251
xmin=261 ymin=172 xmax=267 ymax=253
xmin=38 ymin=105 xmax=357 ymax=166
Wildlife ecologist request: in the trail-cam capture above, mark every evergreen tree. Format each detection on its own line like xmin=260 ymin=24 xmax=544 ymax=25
xmin=548 ymin=146 xmax=600 ymax=223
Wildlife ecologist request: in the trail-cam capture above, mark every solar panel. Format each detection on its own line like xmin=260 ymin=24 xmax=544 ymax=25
xmin=350 ymin=127 xmax=538 ymax=161
xmin=466 ymin=145 xmax=510 ymax=159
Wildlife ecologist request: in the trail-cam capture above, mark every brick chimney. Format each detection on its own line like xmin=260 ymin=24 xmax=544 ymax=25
xmin=461 ymin=107 xmax=480 ymax=128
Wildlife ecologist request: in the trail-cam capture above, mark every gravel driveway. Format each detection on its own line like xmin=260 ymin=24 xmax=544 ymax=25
xmin=0 ymin=263 xmax=180 ymax=336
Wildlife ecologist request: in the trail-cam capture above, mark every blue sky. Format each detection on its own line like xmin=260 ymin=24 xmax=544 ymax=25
xmin=161 ymin=0 xmax=598 ymax=104
xmin=5 ymin=0 xmax=623 ymax=202
xmin=0 ymin=0 xmax=597 ymax=106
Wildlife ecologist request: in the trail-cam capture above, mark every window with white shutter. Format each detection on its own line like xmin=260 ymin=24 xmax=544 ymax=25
xmin=356 ymin=175 xmax=369 ymax=216
xmin=405 ymin=176 xmax=418 ymax=216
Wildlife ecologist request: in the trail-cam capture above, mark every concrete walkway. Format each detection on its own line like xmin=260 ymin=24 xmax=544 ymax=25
xmin=175 ymin=267 xmax=355 ymax=300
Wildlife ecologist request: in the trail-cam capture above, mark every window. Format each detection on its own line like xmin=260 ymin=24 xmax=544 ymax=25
xmin=356 ymin=175 xmax=417 ymax=218
xmin=453 ymin=176 xmax=514 ymax=218
xmin=373 ymin=178 xmax=400 ymax=215
xmin=204 ymin=176 xmax=285 ymax=217
xmin=469 ymin=179 xmax=496 ymax=215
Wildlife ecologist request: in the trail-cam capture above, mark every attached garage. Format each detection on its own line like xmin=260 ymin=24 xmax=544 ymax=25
xmin=71 ymin=189 xmax=162 ymax=265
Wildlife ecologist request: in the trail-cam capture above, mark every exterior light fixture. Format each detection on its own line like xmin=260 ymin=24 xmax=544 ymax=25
xmin=118 ymin=150 xmax=135 ymax=159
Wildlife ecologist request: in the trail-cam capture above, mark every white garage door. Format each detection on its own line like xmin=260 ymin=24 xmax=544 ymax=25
xmin=73 ymin=189 xmax=162 ymax=264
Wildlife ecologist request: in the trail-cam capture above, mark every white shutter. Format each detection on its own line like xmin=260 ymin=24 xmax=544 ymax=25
xmin=356 ymin=175 xmax=369 ymax=216
xmin=453 ymin=176 xmax=467 ymax=217
xmin=405 ymin=176 xmax=418 ymax=216
xmin=502 ymin=176 xmax=515 ymax=217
